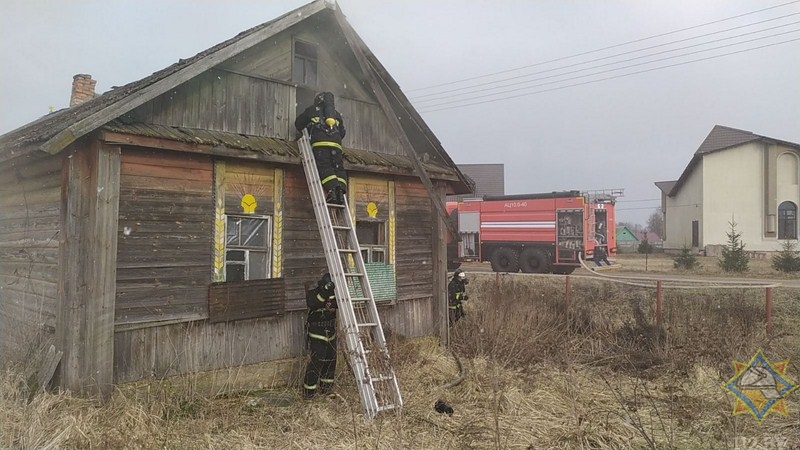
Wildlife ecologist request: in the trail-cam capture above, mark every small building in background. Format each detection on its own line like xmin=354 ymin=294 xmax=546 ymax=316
xmin=616 ymin=226 xmax=640 ymax=253
xmin=447 ymin=163 xmax=504 ymax=201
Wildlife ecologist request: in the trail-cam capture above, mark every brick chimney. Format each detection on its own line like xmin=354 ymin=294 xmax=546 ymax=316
xmin=70 ymin=74 xmax=97 ymax=107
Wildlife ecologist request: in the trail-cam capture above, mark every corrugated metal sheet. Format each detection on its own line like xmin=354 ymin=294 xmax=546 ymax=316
xmin=345 ymin=263 xmax=397 ymax=302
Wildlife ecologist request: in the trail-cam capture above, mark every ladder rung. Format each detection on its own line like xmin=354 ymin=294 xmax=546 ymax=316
xmin=358 ymin=322 xmax=377 ymax=328
xmin=338 ymin=248 xmax=357 ymax=254
xmin=345 ymin=272 xmax=364 ymax=277
xmin=376 ymin=404 xmax=399 ymax=412
xmin=371 ymin=375 xmax=394 ymax=383
xmin=350 ymin=297 xmax=370 ymax=302
xmin=332 ymin=225 xmax=350 ymax=230
xmin=327 ymin=203 xmax=346 ymax=209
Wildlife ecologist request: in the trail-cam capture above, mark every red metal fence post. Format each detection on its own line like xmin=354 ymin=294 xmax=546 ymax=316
xmin=565 ymin=275 xmax=571 ymax=310
xmin=656 ymin=280 xmax=663 ymax=328
xmin=765 ymin=287 xmax=773 ymax=337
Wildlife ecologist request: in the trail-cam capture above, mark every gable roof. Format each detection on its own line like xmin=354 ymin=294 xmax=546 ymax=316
xmin=667 ymin=125 xmax=800 ymax=197
xmin=0 ymin=1 xmax=326 ymax=161
xmin=615 ymin=226 xmax=639 ymax=242
xmin=0 ymin=1 xmax=472 ymax=193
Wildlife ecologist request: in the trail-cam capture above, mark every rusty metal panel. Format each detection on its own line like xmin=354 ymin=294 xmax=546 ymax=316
xmin=208 ymin=278 xmax=286 ymax=323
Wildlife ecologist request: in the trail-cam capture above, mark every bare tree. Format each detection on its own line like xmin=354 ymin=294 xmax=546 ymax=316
xmin=646 ymin=209 xmax=664 ymax=238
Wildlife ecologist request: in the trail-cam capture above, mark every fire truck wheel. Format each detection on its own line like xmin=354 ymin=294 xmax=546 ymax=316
xmin=490 ymin=247 xmax=519 ymax=273
xmin=520 ymin=248 xmax=551 ymax=274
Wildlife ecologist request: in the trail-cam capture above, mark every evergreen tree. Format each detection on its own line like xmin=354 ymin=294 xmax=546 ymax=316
xmin=673 ymin=245 xmax=700 ymax=270
xmin=638 ymin=238 xmax=654 ymax=255
xmin=718 ymin=219 xmax=749 ymax=273
xmin=772 ymin=240 xmax=800 ymax=273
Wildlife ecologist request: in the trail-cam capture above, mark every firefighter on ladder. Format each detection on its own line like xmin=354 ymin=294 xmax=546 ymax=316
xmin=448 ymin=269 xmax=469 ymax=326
xmin=295 ymin=92 xmax=347 ymax=204
xmin=303 ymin=273 xmax=338 ymax=399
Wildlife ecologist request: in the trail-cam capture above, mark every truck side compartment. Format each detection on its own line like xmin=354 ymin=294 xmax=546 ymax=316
xmin=446 ymin=190 xmax=618 ymax=274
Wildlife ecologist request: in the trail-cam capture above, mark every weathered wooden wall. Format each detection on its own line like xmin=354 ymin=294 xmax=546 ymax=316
xmin=129 ymin=71 xmax=293 ymax=140
xmin=0 ymin=152 xmax=62 ymax=362
xmin=127 ymin=19 xmax=404 ymax=156
xmin=56 ymin=143 xmax=121 ymax=396
xmin=394 ymin=179 xmax=434 ymax=301
xmin=115 ymin=148 xmax=213 ymax=325
xmin=335 ymin=98 xmax=403 ymax=156
xmin=281 ymin=166 xmax=328 ymax=310
xmin=111 ymin=160 xmax=439 ymax=382
xmin=114 ymin=310 xmax=306 ymax=383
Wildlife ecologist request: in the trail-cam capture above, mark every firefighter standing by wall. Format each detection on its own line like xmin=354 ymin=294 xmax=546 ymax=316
xmin=448 ymin=269 xmax=469 ymax=326
xmin=303 ymin=273 xmax=338 ymax=399
xmin=295 ymin=92 xmax=347 ymax=204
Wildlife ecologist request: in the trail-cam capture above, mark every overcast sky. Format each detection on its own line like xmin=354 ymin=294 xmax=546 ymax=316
xmin=2 ymin=0 xmax=799 ymax=226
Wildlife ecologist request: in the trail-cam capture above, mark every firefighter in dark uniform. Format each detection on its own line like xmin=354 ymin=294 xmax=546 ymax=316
xmin=303 ymin=273 xmax=338 ymax=399
xmin=448 ymin=269 xmax=469 ymax=326
xmin=295 ymin=92 xmax=347 ymax=204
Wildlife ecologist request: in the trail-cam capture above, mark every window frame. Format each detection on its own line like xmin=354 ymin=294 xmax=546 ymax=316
xmin=356 ymin=220 xmax=387 ymax=264
xmin=224 ymin=213 xmax=273 ymax=282
xmin=292 ymin=39 xmax=318 ymax=88
xmin=778 ymin=201 xmax=798 ymax=240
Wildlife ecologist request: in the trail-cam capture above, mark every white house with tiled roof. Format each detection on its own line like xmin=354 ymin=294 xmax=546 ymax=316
xmin=656 ymin=125 xmax=799 ymax=253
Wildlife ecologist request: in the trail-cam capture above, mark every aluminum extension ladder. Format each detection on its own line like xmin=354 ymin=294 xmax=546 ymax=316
xmin=298 ymin=130 xmax=403 ymax=419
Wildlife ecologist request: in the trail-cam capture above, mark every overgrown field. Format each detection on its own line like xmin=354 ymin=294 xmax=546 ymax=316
xmin=611 ymin=252 xmax=798 ymax=279
xmin=2 ymin=275 xmax=799 ymax=449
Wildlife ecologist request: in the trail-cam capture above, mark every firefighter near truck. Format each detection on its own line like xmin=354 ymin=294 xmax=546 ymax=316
xmin=446 ymin=190 xmax=618 ymax=274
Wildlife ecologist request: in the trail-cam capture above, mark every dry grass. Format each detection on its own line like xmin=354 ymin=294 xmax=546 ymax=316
xmin=2 ymin=275 xmax=799 ymax=449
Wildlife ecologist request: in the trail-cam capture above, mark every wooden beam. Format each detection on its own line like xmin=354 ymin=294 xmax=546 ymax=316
xmin=56 ymin=142 xmax=120 ymax=397
xmin=333 ymin=9 xmax=459 ymax=240
xmin=39 ymin=1 xmax=328 ymax=155
xmin=432 ymin=183 xmax=449 ymax=346
xmin=100 ymin=130 xmax=463 ymax=182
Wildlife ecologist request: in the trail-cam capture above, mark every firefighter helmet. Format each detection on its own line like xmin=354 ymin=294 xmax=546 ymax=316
xmin=454 ymin=269 xmax=466 ymax=281
xmin=319 ymin=273 xmax=335 ymax=292
xmin=314 ymin=91 xmax=334 ymax=106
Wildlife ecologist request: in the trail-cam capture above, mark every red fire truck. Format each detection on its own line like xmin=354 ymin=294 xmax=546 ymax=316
xmin=446 ymin=190 xmax=617 ymax=274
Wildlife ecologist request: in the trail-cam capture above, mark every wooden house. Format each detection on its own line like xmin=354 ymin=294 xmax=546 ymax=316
xmin=0 ymin=0 xmax=470 ymax=396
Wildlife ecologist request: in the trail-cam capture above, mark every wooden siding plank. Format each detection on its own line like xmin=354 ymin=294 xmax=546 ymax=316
xmin=0 ymin=152 xmax=61 ymax=365
xmin=281 ymin=167 xmax=326 ymax=311
xmin=116 ymin=148 xmax=213 ymax=325
xmin=113 ymin=311 xmax=307 ymax=383
xmin=55 ymin=144 xmax=120 ymax=397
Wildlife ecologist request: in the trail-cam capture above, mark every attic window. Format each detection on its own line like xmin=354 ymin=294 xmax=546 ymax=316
xmin=293 ymin=40 xmax=318 ymax=87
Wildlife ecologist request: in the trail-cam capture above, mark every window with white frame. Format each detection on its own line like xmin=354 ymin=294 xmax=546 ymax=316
xmin=778 ymin=201 xmax=797 ymax=240
xmin=225 ymin=215 xmax=272 ymax=281
xmin=356 ymin=220 xmax=386 ymax=263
